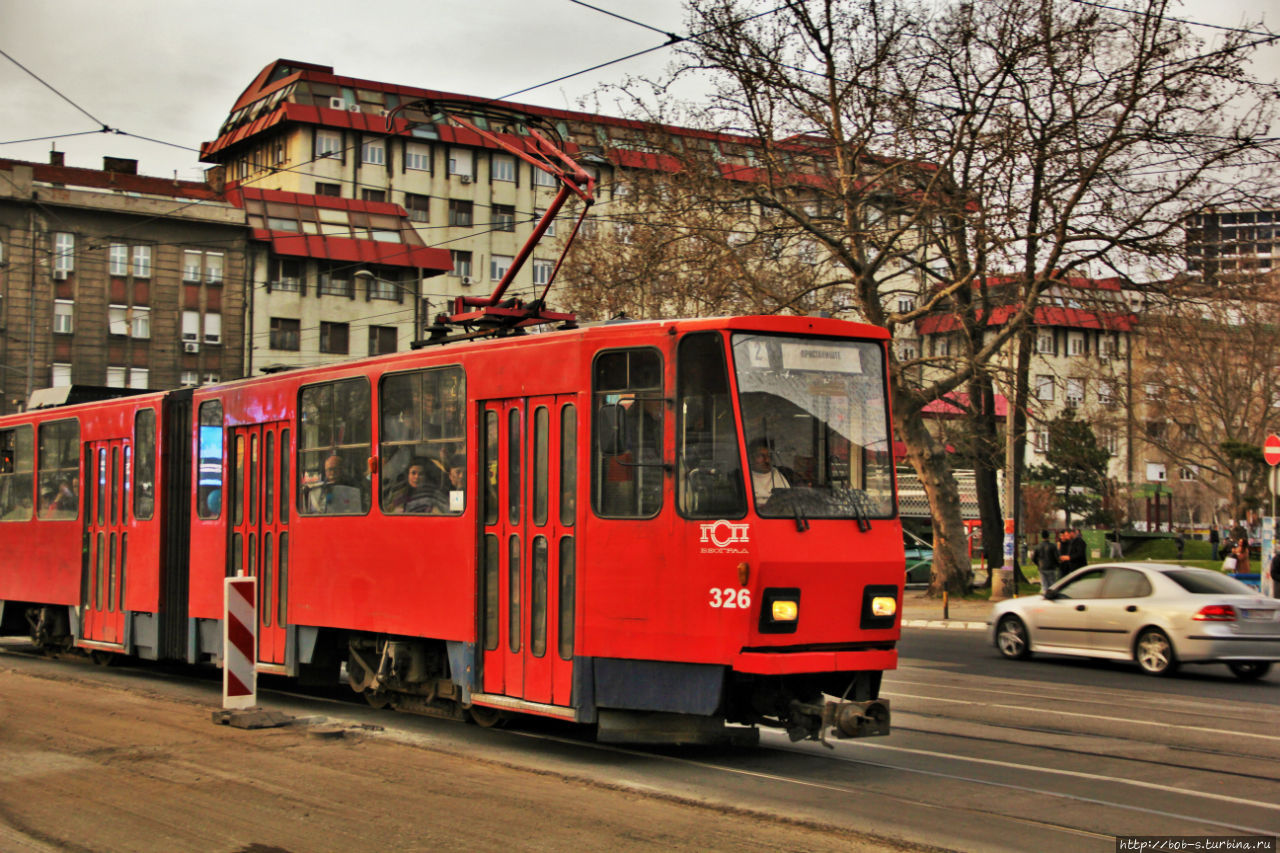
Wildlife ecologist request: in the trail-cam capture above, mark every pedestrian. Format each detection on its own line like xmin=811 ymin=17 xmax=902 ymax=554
xmin=1270 ymin=548 xmax=1280 ymax=598
xmin=1058 ymin=529 xmax=1073 ymax=577
xmin=1232 ymin=536 xmax=1251 ymax=575
xmin=1175 ymin=528 xmax=1185 ymax=562
xmin=1209 ymin=526 xmax=1220 ymax=562
xmin=1108 ymin=528 xmax=1123 ymax=559
xmin=1034 ymin=529 xmax=1059 ymax=592
xmin=1068 ymin=527 xmax=1088 ymax=570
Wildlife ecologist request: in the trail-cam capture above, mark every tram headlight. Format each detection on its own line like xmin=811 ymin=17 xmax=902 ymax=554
xmin=860 ymin=584 xmax=899 ymax=630
xmin=759 ymin=587 xmax=800 ymax=634
xmin=771 ymin=600 xmax=799 ymax=622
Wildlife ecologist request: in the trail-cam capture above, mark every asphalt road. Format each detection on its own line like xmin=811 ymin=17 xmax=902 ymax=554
xmin=1 ymin=629 xmax=1277 ymax=852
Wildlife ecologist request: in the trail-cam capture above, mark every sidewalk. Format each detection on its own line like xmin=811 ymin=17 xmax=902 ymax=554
xmin=900 ymin=588 xmax=995 ymax=631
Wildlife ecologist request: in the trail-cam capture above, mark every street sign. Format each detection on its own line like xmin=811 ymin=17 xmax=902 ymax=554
xmin=1265 ymin=434 xmax=1280 ymax=467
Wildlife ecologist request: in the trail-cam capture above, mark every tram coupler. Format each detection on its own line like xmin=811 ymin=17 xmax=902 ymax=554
xmin=823 ymin=698 xmax=890 ymax=740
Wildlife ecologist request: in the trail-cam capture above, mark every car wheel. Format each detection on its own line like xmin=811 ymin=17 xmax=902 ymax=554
xmin=996 ymin=615 xmax=1031 ymax=660
xmin=1227 ymin=661 xmax=1272 ymax=682
xmin=1135 ymin=628 xmax=1179 ymax=677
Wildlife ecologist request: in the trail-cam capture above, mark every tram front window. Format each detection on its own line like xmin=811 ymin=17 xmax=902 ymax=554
xmin=731 ymin=333 xmax=894 ymax=520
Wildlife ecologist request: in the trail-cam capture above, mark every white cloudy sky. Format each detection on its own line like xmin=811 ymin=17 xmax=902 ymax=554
xmin=0 ymin=0 xmax=1275 ymax=182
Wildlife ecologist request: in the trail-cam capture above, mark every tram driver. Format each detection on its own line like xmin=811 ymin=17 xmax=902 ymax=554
xmin=747 ymin=437 xmax=792 ymax=505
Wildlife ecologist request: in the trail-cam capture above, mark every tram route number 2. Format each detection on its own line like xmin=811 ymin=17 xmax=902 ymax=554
xmin=709 ymin=587 xmax=752 ymax=609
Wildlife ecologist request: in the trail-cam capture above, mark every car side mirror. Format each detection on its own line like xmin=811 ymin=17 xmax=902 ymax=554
xmin=1043 ymin=589 xmax=1060 ymax=601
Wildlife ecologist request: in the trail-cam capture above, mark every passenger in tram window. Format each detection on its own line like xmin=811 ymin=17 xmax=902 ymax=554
xmin=42 ymin=478 xmax=77 ymax=518
xmin=387 ymin=457 xmax=447 ymax=513
xmin=307 ymin=453 xmax=362 ymax=514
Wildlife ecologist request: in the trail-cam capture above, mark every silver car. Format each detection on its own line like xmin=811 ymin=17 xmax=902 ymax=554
xmin=990 ymin=562 xmax=1280 ymax=680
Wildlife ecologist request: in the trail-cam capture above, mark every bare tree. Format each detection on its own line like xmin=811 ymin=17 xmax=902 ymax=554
xmin=1128 ymin=284 xmax=1280 ymax=525
xmin=566 ymin=0 xmax=1275 ymax=592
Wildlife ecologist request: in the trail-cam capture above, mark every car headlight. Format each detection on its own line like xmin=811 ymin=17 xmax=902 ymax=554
xmin=871 ymin=596 xmax=897 ymax=618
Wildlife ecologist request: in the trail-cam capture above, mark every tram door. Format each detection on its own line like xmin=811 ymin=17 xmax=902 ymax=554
xmin=82 ymin=438 xmax=129 ymax=646
xmin=480 ymin=396 xmax=577 ymax=707
xmin=228 ymin=422 xmax=291 ymax=666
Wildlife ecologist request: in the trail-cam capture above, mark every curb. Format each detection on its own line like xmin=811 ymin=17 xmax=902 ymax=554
xmin=901 ymin=618 xmax=989 ymax=631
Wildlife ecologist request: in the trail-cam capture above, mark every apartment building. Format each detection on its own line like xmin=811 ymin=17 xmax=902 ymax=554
xmin=1185 ymin=207 xmax=1280 ymax=284
xmin=0 ymin=155 xmax=248 ymax=414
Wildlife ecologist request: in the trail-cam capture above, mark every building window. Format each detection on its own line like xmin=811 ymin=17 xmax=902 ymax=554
xmin=1146 ymin=462 xmax=1167 ymax=482
xmin=448 ymin=148 xmax=474 ymax=177
xmin=452 ymin=250 xmax=472 ymax=279
xmin=182 ymin=310 xmax=200 ymax=343
xmin=108 ymin=305 xmax=149 ymax=339
xmin=1098 ymin=380 xmax=1116 ymax=407
xmin=493 ymin=204 xmax=516 ymax=232
xmin=897 ymin=340 xmax=917 ymax=361
xmin=404 ymin=193 xmax=430 ymax=223
xmin=533 ymin=208 xmax=555 ymax=236
xmin=1180 ymin=466 xmax=1198 ymax=481
xmin=106 ymin=366 xmax=126 ymax=388
xmin=369 ymin=325 xmax=397 ymax=356
xmin=183 ymin=250 xmax=224 ymax=284
xmin=1033 ymin=429 xmax=1050 ymax=452
xmin=362 ymin=136 xmax=385 ymax=166
xmin=492 ymin=153 xmax=516 ymax=182
xmin=267 ymin=216 xmax=299 ymax=232
xmin=405 ymin=142 xmax=431 ymax=172
xmin=1145 ymin=420 xmax=1165 ymax=439
xmin=53 ymin=232 xmax=74 ymax=274
xmin=129 ymin=368 xmax=149 ymax=390
xmin=132 ymin=245 xmax=151 ymax=278
xmin=491 ymin=254 xmax=513 ymax=282
xmin=897 ymin=296 xmax=916 ymax=313
xmin=204 ymin=313 xmax=222 ymax=344
xmin=1067 ymin=332 xmax=1084 ymax=356
xmin=180 ymin=370 xmax=198 ymax=386
xmin=366 ymin=274 xmax=394 ymax=300
xmin=51 ymin=363 xmax=71 ymax=387
xmin=1065 ymin=378 xmax=1084 ymax=406
xmin=316 ymin=129 xmax=342 ymax=159
xmin=361 ymin=188 xmax=386 ymax=203
xmin=1099 ymin=337 xmax=1116 ymax=359
xmin=318 ymin=264 xmax=352 ymax=297
xmin=270 ymin=317 xmax=300 ymax=351
xmin=1036 ymin=331 xmax=1054 ymax=354
xmin=448 ymin=200 xmax=473 ymax=227
xmin=53 ymin=300 xmax=73 ymax=335
xmin=203 ymin=373 xmax=220 ymax=385
xmin=320 ymin=322 xmax=350 ymax=355
xmin=315 ymin=182 xmax=342 ymax=196
xmin=1036 ymin=374 xmax=1055 ymax=402
xmin=532 ymin=259 xmax=554 ymax=287
xmin=109 ymin=244 xmax=129 ymax=276
xmin=1098 ymin=428 xmax=1118 ymax=454
xmin=533 ymin=168 xmax=557 ymax=188
xmin=270 ymin=258 xmax=301 ymax=292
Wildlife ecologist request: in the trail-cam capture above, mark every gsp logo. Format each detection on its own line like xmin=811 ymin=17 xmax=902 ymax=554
xmin=699 ymin=520 xmax=750 ymax=553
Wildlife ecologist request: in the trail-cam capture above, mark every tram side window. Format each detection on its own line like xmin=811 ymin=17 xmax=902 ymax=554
xmin=37 ymin=419 xmax=79 ymax=519
xmin=0 ymin=426 xmax=34 ymax=521
xmin=299 ymin=377 xmax=372 ymax=515
xmin=134 ymin=408 xmax=156 ymax=520
xmin=379 ymin=366 xmax=465 ymax=515
xmin=197 ymin=400 xmax=223 ymax=519
xmin=677 ymin=332 xmax=745 ymax=518
xmin=591 ymin=347 xmax=663 ymax=518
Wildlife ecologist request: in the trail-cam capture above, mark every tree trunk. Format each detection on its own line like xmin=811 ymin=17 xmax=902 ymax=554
xmin=894 ymin=397 xmax=973 ymax=595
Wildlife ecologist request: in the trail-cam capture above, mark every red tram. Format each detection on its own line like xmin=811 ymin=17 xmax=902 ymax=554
xmin=0 ymin=314 xmax=904 ymax=743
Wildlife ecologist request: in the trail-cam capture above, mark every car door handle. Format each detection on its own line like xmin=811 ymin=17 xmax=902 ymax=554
xmin=1126 ymin=605 xmax=1137 ymax=612
xmin=1075 ymin=605 xmax=1086 ymax=611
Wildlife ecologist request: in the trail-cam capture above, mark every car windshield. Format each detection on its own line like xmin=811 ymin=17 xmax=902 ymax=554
xmin=1165 ymin=569 xmax=1258 ymax=595
xmin=732 ymin=333 xmax=894 ymax=520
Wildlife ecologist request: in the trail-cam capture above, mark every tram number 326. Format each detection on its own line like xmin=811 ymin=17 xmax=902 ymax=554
xmin=709 ymin=587 xmax=752 ymax=609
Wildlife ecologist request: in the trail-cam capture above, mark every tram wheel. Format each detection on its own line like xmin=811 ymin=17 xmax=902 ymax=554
xmin=364 ymin=690 xmax=391 ymax=709
xmin=468 ymin=705 xmax=508 ymax=728
xmin=89 ymin=650 xmax=116 ymax=666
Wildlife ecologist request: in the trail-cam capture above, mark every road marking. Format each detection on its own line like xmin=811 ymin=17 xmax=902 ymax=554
xmin=845 ymin=740 xmax=1280 ymax=814
xmin=881 ymin=689 xmax=1280 ymax=743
